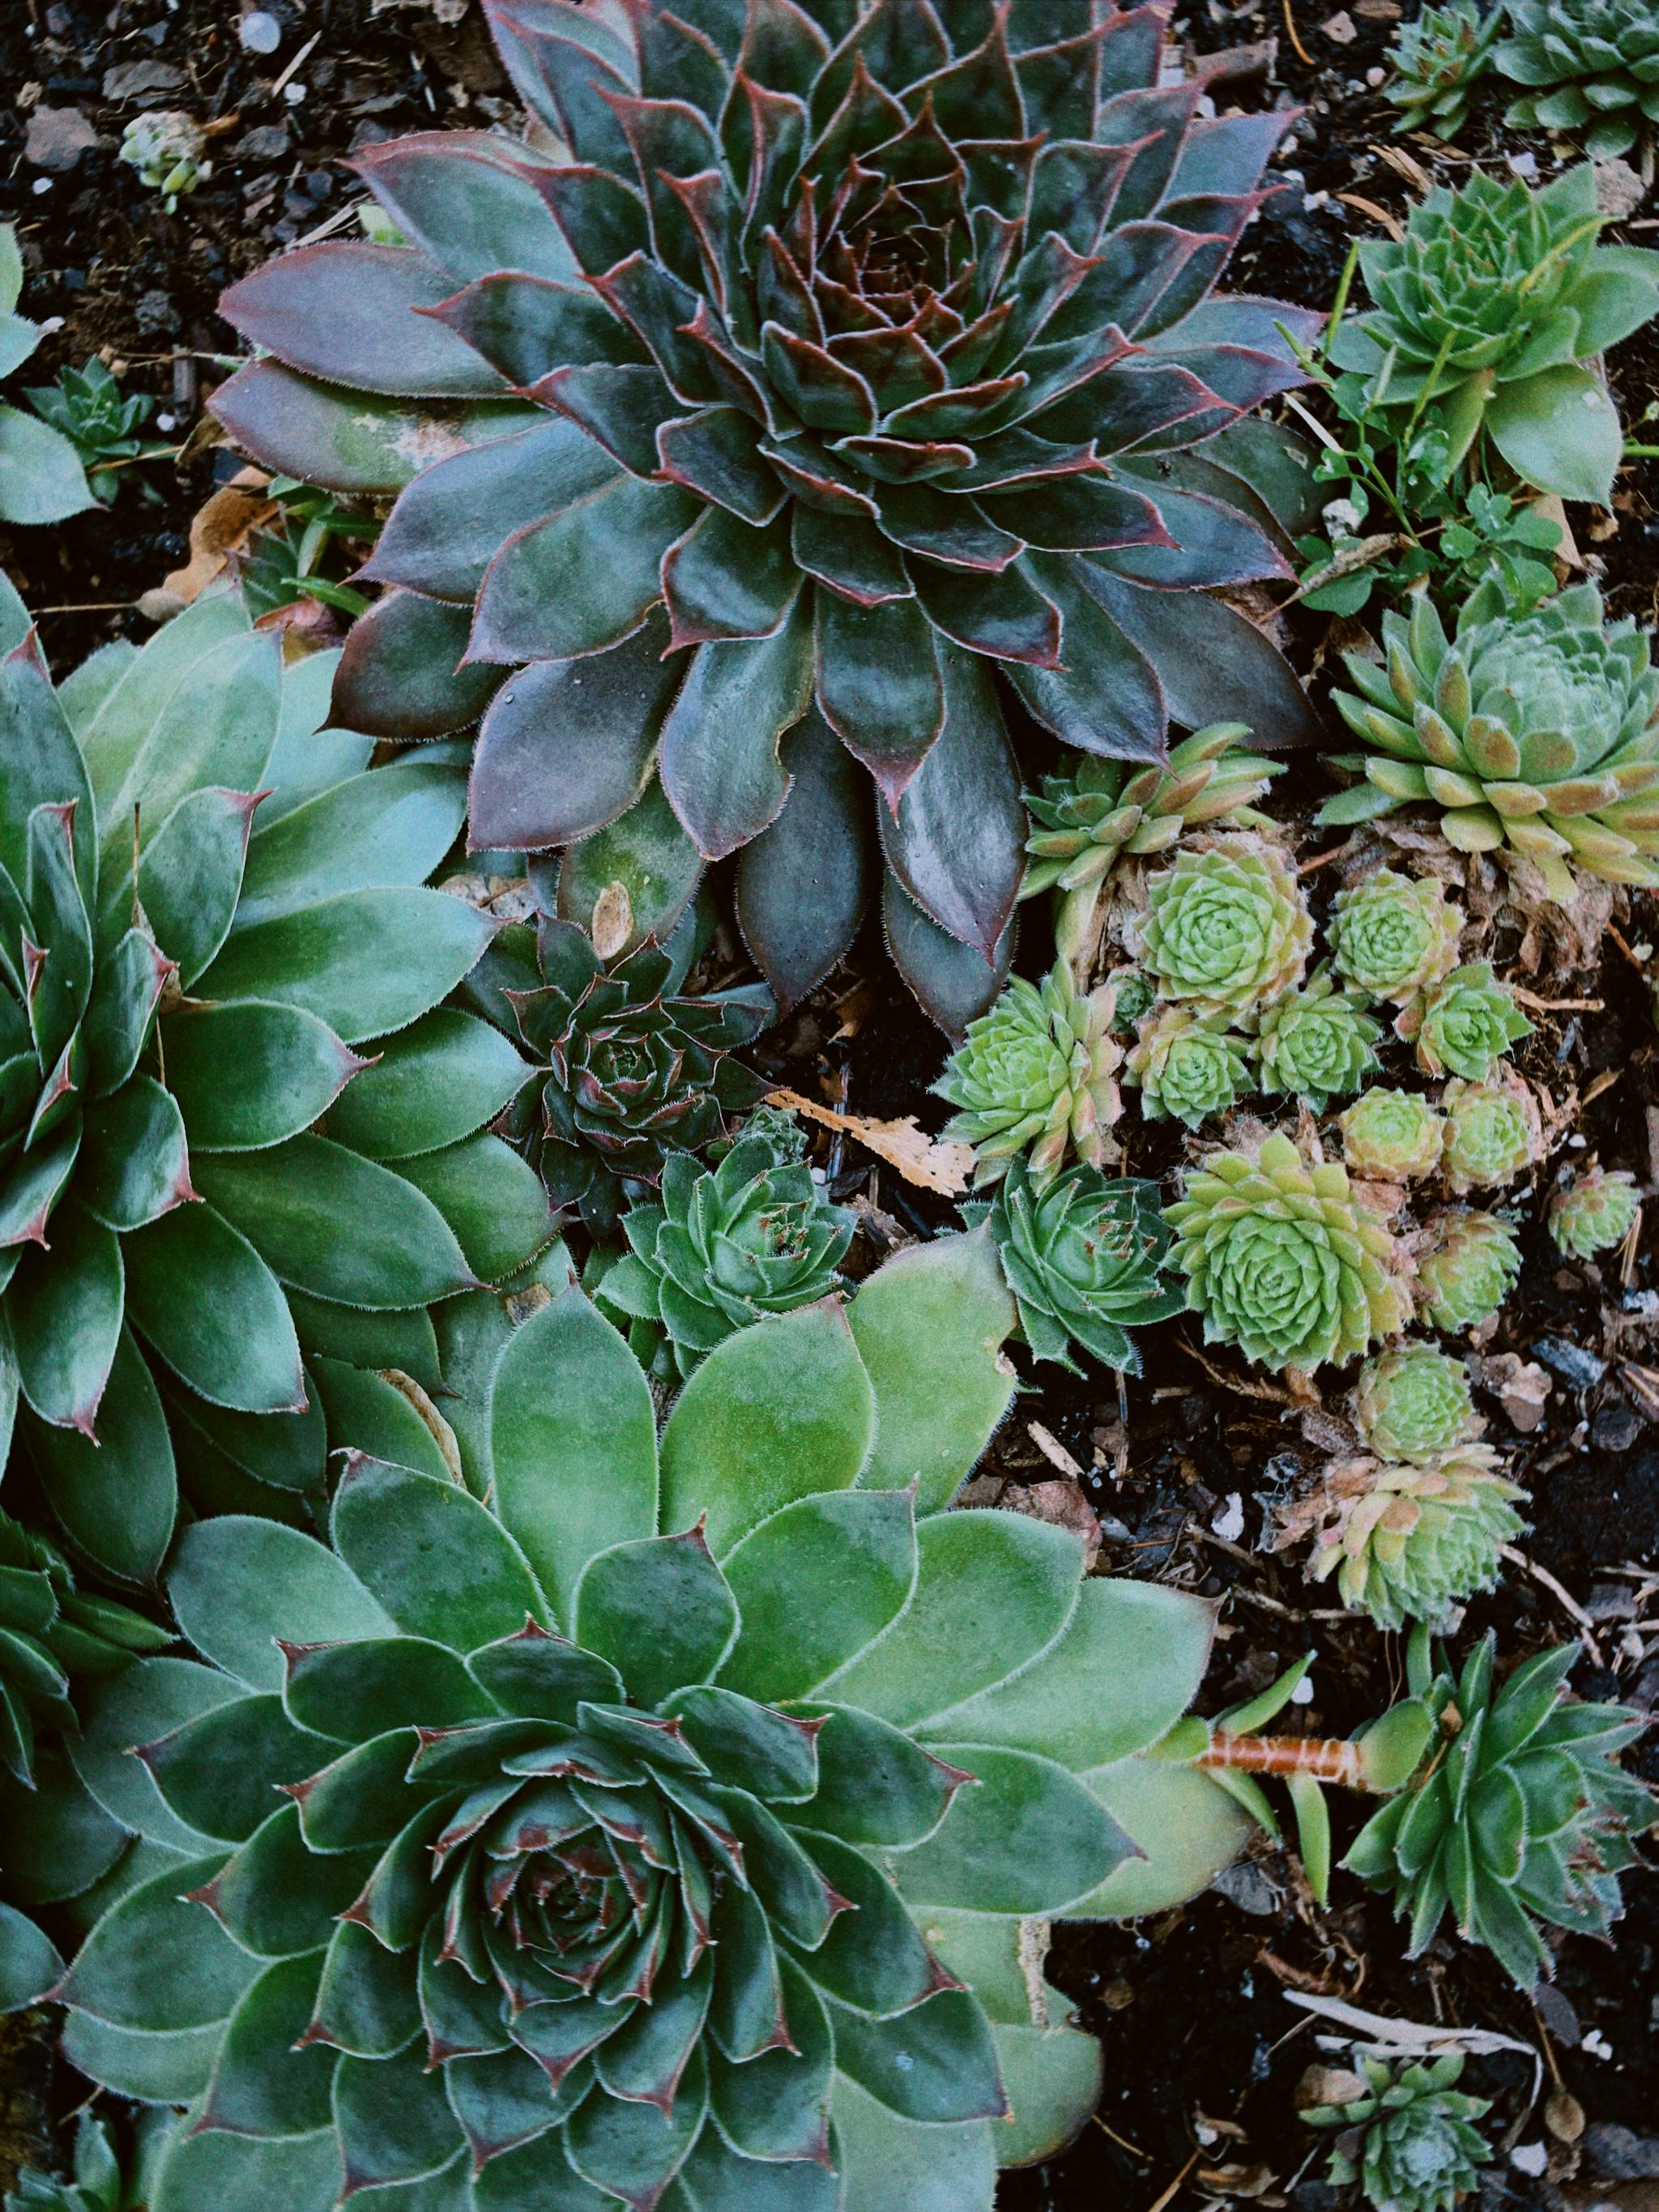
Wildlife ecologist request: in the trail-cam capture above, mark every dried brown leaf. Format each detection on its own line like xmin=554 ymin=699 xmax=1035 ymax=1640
xmin=765 ymin=1086 xmax=973 ymax=1196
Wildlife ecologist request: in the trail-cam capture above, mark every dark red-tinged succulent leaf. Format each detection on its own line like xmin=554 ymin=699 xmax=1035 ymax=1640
xmin=471 ymin=612 xmax=683 ymax=854
xmin=658 ymin=599 xmax=814 ymax=859
xmin=877 ymin=648 xmax=1022 ymax=960
xmin=331 ymin=590 xmax=503 ymax=743
xmin=215 ymin=0 xmax=1317 ymax=1029
xmin=736 ymin=706 xmax=872 ymax=1009
xmin=351 ymin=131 xmax=580 ymax=283
xmin=1083 ymin=566 xmax=1321 ymax=748
xmin=211 ymin=362 xmax=533 ymax=497
xmin=360 ymin=415 xmax=618 ymax=605
xmin=220 ymin=244 xmax=511 ymax=400
xmin=883 ymin=874 xmax=1013 ymax=1041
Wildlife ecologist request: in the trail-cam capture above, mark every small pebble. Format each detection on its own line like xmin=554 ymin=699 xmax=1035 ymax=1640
xmin=31 ymin=177 xmax=53 ymax=195
xmin=1507 ymin=150 xmax=1539 ymax=178
xmin=1212 ymin=1492 xmax=1245 ymax=1542
xmin=1511 ymin=2145 xmax=1549 ymax=2178
xmin=1365 ymin=63 xmax=1385 ymax=84
xmin=1532 ymin=1336 xmax=1606 ymax=1389
xmin=284 ymin=80 xmax=307 ymax=104
xmin=1583 ymin=2030 xmax=1614 ymax=2061
xmin=1290 ymin=1673 xmax=1315 ymax=1706
xmin=239 ymin=8 xmax=281 ymax=52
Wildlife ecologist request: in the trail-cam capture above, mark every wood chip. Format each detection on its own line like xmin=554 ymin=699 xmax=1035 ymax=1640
xmin=764 ymin=1086 xmax=973 ymax=1196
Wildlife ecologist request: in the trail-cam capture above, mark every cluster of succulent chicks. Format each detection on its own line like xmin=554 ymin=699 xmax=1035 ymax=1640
xmin=932 ymin=756 xmax=1640 ymax=1649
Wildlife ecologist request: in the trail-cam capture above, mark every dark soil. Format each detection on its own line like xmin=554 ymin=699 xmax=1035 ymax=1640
xmin=3 ymin=1 xmax=1658 ymax=2206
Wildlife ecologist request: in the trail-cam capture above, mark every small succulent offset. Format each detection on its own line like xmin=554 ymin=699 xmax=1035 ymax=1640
xmin=5 ymin=2110 xmax=177 ymax=2212
xmin=1281 ymin=1443 xmax=1525 ymax=1628
xmin=935 ymin=965 xmax=1121 ymax=1191
xmin=1385 ymin=2 xmax=1502 ymax=137
xmin=0 ymin=224 xmax=96 ymax=526
xmin=1020 ymin=727 xmax=1282 ymax=980
xmin=1253 ymin=970 xmax=1382 ymax=1114
xmin=1340 ymin=1089 xmax=1446 ymax=1181
xmin=0 ymin=584 xmax=554 ymax=1583
xmin=1414 ymin=1207 xmax=1523 ymax=1329
xmin=1548 ymin=1166 xmax=1640 ymax=1259
xmin=23 ymin=360 xmax=163 ymax=508
xmin=1345 ymin=1630 xmax=1657 ymax=1987
xmin=1412 ymin=964 xmax=1531 ymax=1080
xmin=1164 ymin=1133 xmax=1408 ymax=1375
xmin=1354 ymin=1346 xmax=1479 ymax=1460
xmin=1127 ymin=1005 xmax=1253 ymax=1131
xmin=1325 ymin=164 xmax=1659 ymax=503
xmin=0 ymin=1512 xmax=169 ymax=1785
xmin=471 ymin=911 xmax=770 ymax=1236
xmin=48 ymin=1238 xmax=1255 ymax=2208
xmin=118 ymin=112 xmax=211 ymax=210
xmin=597 ymin=1119 xmax=854 ymax=1379
xmin=1136 ymin=836 xmax=1314 ymax=1016
xmin=983 ymin=1159 xmax=1185 ymax=1375
xmin=1498 ymin=0 xmax=1659 ymax=156
xmin=1441 ymin=1072 xmax=1542 ymax=1194
xmin=1301 ymin=2054 xmax=1492 ymax=2212
xmin=212 ymin=0 xmax=1321 ymax=1035
xmin=1325 ymin=583 xmax=1659 ymax=904
xmin=1328 ymin=870 xmax=1461 ymax=1010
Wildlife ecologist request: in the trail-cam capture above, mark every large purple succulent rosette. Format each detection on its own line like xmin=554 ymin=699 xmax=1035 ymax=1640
xmin=211 ymin=0 xmax=1320 ymax=1029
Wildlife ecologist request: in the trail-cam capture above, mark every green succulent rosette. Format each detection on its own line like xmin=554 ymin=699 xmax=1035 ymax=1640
xmin=1414 ymin=1208 xmax=1522 ymax=1329
xmin=1325 ymin=578 xmax=1659 ymax=905
xmin=1339 ymin=1089 xmax=1446 ymax=1181
xmin=1136 ymin=835 xmax=1313 ymax=1016
xmin=1107 ymin=970 xmax=1156 ymax=1035
xmin=206 ymin=0 xmax=1324 ymax=1037
xmin=469 ymin=911 xmax=771 ymax=1238
xmin=1126 ymin=1005 xmax=1252 ymax=1130
xmin=1328 ymin=869 xmax=1462 ymax=1008
xmin=1253 ymin=970 xmax=1381 ymax=1114
xmin=1164 ymin=1133 xmax=1408 ymax=1375
xmin=1325 ymin=164 xmax=1659 ymax=503
xmin=1283 ymin=1443 xmax=1526 ymax=1630
xmin=1411 ymin=963 xmax=1531 ymax=1080
xmin=1385 ymin=1 xmax=1502 ymax=137
xmin=1302 ymin=2053 xmax=1491 ymax=2212
xmin=934 ymin=963 xmax=1121 ymax=1191
xmin=1441 ymin=1073 xmax=1540 ymax=1195
xmin=1498 ymin=0 xmax=1659 ymax=156
xmin=597 ymin=1125 xmax=855 ymax=1380
xmin=6 ymin=2110 xmax=178 ymax=2212
xmin=45 ymin=1232 xmax=1257 ymax=2208
xmin=0 ymin=582 xmax=557 ymax=1583
xmin=983 ymin=1159 xmax=1184 ymax=1375
xmin=1548 ymin=1166 xmax=1640 ymax=1259
xmin=1354 ymin=1346 xmax=1479 ymax=1460
xmin=1345 ymin=1630 xmax=1657 ymax=1987
xmin=1020 ymin=727 xmax=1282 ymax=978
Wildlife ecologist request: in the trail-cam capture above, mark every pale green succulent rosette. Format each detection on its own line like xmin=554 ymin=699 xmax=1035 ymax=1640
xmin=1340 ymin=1089 xmax=1446 ymax=1180
xmin=1324 ymin=581 xmax=1659 ymax=902
xmin=597 ymin=1126 xmax=855 ymax=1382
xmin=1354 ymin=1345 xmax=1479 ymax=1460
xmin=1302 ymin=2053 xmax=1492 ymax=2212
xmin=934 ymin=963 xmax=1121 ymax=1191
xmin=1287 ymin=1443 xmax=1526 ymax=1630
xmin=1020 ymin=727 xmax=1282 ymax=978
xmin=1126 ymin=1006 xmax=1252 ymax=1130
xmin=1164 ymin=1134 xmax=1408 ymax=1375
xmin=1548 ymin=1166 xmax=1640 ymax=1259
xmin=1324 ymin=164 xmax=1659 ymax=504
xmin=1498 ymin=0 xmax=1659 ymax=156
xmin=1252 ymin=970 xmax=1382 ymax=1113
xmin=1441 ymin=1073 xmax=1541 ymax=1194
xmin=41 ymin=1230 xmax=1255 ymax=2208
xmin=1415 ymin=1208 xmax=1522 ymax=1328
xmin=1385 ymin=0 xmax=1502 ymax=136
xmin=1412 ymin=963 xmax=1531 ymax=1080
xmin=1137 ymin=836 xmax=1313 ymax=1016
xmin=1328 ymin=869 xmax=1462 ymax=1008
xmin=983 ymin=1160 xmax=1185 ymax=1375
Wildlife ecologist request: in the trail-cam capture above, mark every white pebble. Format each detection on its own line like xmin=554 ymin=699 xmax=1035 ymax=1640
xmin=1510 ymin=2144 xmax=1549 ymax=2177
xmin=1507 ymin=150 xmax=1539 ymax=178
xmin=284 ymin=79 xmax=306 ymax=104
xmin=1212 ymin=1493 xmax=1245 ymax=1542
xmin=156 ymin=412 xmax=176 ymax=433
xmin=1582 ymin=2031 xmax=1613 ymax=2060
xmin=1365 ymin=64 xmax=1386 ymax=85
xmin=239 ymin=9 xmax=281 ymax=53
xmin=32 ymin=177 xmax=53 ymax=195
xmin=1290 ymin=1673 xmax=1316 ymax=1706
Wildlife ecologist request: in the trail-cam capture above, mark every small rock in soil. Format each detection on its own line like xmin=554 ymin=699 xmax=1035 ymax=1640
xmin=1533 ymin=1336 xmax=1609 ymax=1389
xmin=1593 ymin=1403 xmax=1644 ymax=1452
xmin=1212 ymin=1858 xmax=1281 ymax=1917
xmin=23 ymin=104 xmax=99 ymax=172
xmin=1584 ymin=2127 xmax=1659 ymax=2182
